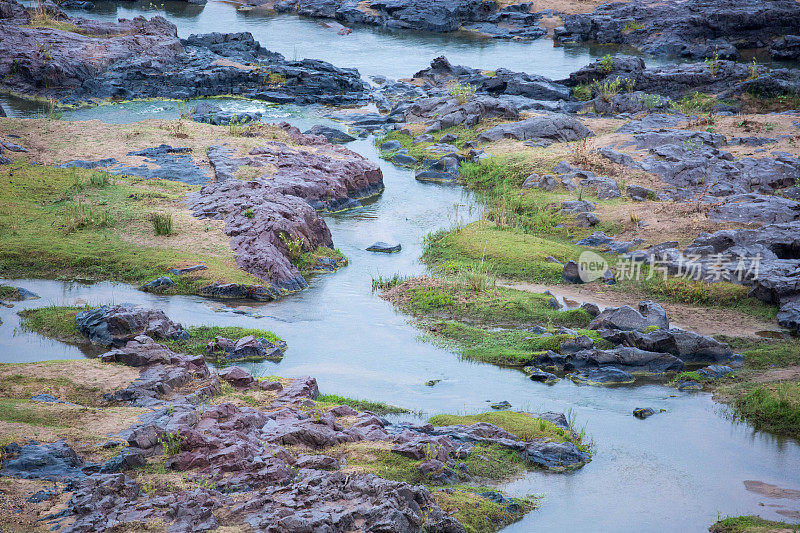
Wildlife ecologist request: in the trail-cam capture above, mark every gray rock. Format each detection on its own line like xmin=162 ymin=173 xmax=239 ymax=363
xmin=366 ymin=241 xmax=402 ymax=253
xmin=304 ymin=125 xmax=356 ymax=143
xmin=570 ymin=367 xmax=635 ymax=385
xmin=589 ymin=301 xmax=669 ymax=331
xmin=477 ymin=114 xmax=593 ymax=143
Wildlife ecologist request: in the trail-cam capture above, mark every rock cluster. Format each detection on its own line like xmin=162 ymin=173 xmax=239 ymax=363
xmin=524 ymin=301 xmax=743 ymax=385
xmin=270 ymin=0 xmax=548 ymax=40
xmin=1 ymin=308 xmax=590 ymax=532
xmin=0 ymin=1 xmax=367 ymax=105
xmin=76 ymin=304 xmax=189 ymax=346
xmin=555 ymin=0 xmax=800 ymax=60
xmin=186 ymin=123 xmax=383 ymax=293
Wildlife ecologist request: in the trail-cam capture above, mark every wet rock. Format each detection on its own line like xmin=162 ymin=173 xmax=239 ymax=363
xmin=367 ymin=241 xmax=402 ymax=253
xmin=168 ymin=264 xmax=208 ymax=275
xmin=560 ymin=200 xmax=596 ymax=214
xmin=477 ymin=114 xmax=593 ymax=144
xmin=0 ymin=441 xmax=93 ymax=481
xmin=76 ymin=304 xmax=189 ymax=346
xmin=562 ymin=260 xmax=583 ymax=284
xmin=0 ymin=285 xmax=39 ymax=301
xmin=191 ymin=102 xmax=261 ymax=126
xmin=777 ymin=302 xmax=800 ymax=333
xmin=589 ymin=301 xmax=669 ymax=331
xmin=380 ymin=139 xmax=402 ymax=151
xmin=141 ymin=276 xmax=175 ymax=292
xmin=570 ymin=367 xmax=635 ymax=385
xmin=580 ymin=302 xmax=601 ymax=317
xmin=677 ymin=380 xmax=703 ymax=391
xmin=525 ymin=367 xmax=559 ymax=384
xmin=187 ymin=124 xmax=383 ymax=293
xmin=572 ymin=346 xmax=684 ymax=373
xmin=218 ymin=366 xmax=256 ymax=388
xmin=697 ymin=364 xmax=734 ymax=379
xmin=393 ymin=152 xmax=418 ymax=166
xmin=555 ymin=0 xmax=800 ymax=60
xmin=633 ymin=407 xmax=656 ymax=419
xmin=490 ymin=400 xmax=512 ymax=410
xmin=1 ymin=14 xmax=369 ymax=105
xmin=599 ymin=327 xmax=739 ymax=365
xmin=304 ymin=124 xmax=356 ymax=143
xmin=575 ymin=212 xmax=600 ymax=227
xmin=405 ymin=95 xmax=519 ymax=133
xmin=523 ymin=440 xmax=590 ymax=470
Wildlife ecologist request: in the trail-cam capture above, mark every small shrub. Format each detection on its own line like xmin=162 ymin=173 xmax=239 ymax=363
xmin=639 ymin=93 xmax=663 ymax=109
xmin=268 ymin=72 xmax=286 ymax=85
xmin=622 ymin=21 xmax=644 ymax=32
xmin=746 ymin=58 xmax=759 ymax=81
xmin=623 ymin=77 xmax=636 ymax=92
xmin=704 ymin=50 xmax=720 ymax=77
xmin=280 ymin=232 xmax=305 ymax=261
xmin=448 ymin=82 xmax=476 ymax=105
xmin=243 ymin=208 xmax=254 ymax=218
xmin=149 ymin=212 xmax=173 ymax=236
xmin=371 ymin=273 xmax=408 ymax=291
xmin=591 ymin=76 xmax=622 ymax=103
xmin=599 ymin=54 xmax=614 ymax=73
xmin=572 ymin=84 xmax=592 ymax=101
xmin=158 ymin=431 xmax=185 ymax=456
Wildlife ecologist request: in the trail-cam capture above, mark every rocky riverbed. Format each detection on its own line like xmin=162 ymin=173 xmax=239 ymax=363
xmin=2 ymin=0 xmax=800 ymax=530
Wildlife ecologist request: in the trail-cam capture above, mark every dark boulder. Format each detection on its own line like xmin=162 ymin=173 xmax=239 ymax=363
xmin=76 ymin=304 xmax=189 ymax=346
xmin=589 ymin=301 xmax=669 ymax=331
xmin=366 ymin=242 xmax=401 ymax=253
xmin=304 ymin=125 xmax=356 ymax=143
xmin=570 ymin=367 xmax=635 ymax=385
xmin=477 ymin=114 xmax=593 ymax=144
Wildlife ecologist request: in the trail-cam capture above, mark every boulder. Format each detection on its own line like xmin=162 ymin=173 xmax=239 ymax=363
xmin=304 ymin=125 xmax=356 ymax=143
xmin=477 ymin=114 xmax=593 ymax=144
xmin=589 ymin=301 xmax=669 ymax=331
xmin=570 ymin=367 xmax=635 ymax=385
xmin=218 ymin=366 xmax=255 ymax=388
xmin=366 ymin=242 xmax=401 ymax=253
xmin=76 ymin=305 xmax=189 ymax=346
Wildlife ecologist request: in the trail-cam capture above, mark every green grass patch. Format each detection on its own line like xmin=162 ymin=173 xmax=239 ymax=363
xmin=0 ymin=398 xmax=82 ymax=427
xmin=375 ymin=126 xmax=478 ymax=163
xmin=18 ymin=306 xmax=85 ymax=343
xmin=710 ymin=515 xmax=800 ymax=532
xmin=428 ymin=411 xmax=576 ymax=444
xmin=389 ymin=276 xmax=591 ymax=327
xmin=423 ymin=221 xmax=585 ymax=283
xmin=0 ymin=285 xmax=24 ymax=300
xmin=314 ymin=393 xmax=409 ymax=415
xmin=0 ymin=163 xmax=260 ymax=294
xmin=729 ymin=382 xmax=800 ymax=440
xmin=432 ymin=486 xmax=538 ymax=533
xmin=294 ymin=246 xmax=347 ymax=277
xmin=163 ymin=325 xmax=284 ymax=358
xmin=722 ymin=337 xmax=800 ymax=370
xmin=427 ymin=320 xmax=605 ymax=367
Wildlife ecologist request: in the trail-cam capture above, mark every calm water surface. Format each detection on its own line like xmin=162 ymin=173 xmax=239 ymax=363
xmin=1 ymin=3 xmax=799 ymax=529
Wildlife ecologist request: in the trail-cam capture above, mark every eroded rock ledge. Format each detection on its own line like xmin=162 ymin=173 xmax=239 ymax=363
xmin=0 ymin=0 xmax=366 ymax=105
xmin=187 ymin=123 xmax=383 ymax=293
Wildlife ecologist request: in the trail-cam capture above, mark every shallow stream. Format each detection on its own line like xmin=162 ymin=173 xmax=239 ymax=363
xmin=2 ymin=3 xmax=800 ymax=530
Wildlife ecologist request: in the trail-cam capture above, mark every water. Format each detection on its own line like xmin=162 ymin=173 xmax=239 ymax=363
xmin=3 ymin=2 xmax=800 ymax=530
xmin=52 ymin=0 xmax=661 ymax=80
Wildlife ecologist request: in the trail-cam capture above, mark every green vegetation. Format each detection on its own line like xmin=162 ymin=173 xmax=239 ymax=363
xmin=158 ymin=431 xmax=185 ymax=455
xmin=429 ymin=411 xmax=575 ymax=444
xmin=376 ymin=126 xmax=478 ymax=163
xmin=432 ymin=486 xmax=538 ymax=533
xmin=148 ymin=212 xmax=173 ymax=236
xmin=0 ymin=285 xmax=25 ymax=300
xmin=293 ymin=246 xmax=347 ymax=277
xmin=314 ymin=393 xmax=410 ymax=415
xmin=0 ymin=398 xmax=76 ymax=427
xmin=572 ymin=84 xmax=592 ymax=101
xmin=163 ymin=325 xmax=284 ymax=357
xmin=704 ymin=50 xmax=721 ymax=77
xmin=371 ymin=273 xmax=409 ymax=291
xmin=709 ymin=515 xmax=800 ymax=532
xmin=449 ymin=82 xmax=477 ymax=104
xmin=592 ymin=76 xmax=622 ymax=103
xmin=0 ymin=163 xmax=261 ymax=293
xmin=622 ymin=21 xmax=644 ymax=32
xmin=729 ymin=382 xmax=800 ymax=440
xmin=599 ymin=54 xmax=614 ymax=73
xmin=18 ymin=306 xmax=87 ymax=343
xmin=723 ymin=337 xmax=800 ymax=369
xmin=423 ymin=221 xmax=583 ymax=283
xmin=387 ymin=277 xmax=591 ymax=327
xmin=426 ymin=320 xmax=602 ymax=366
